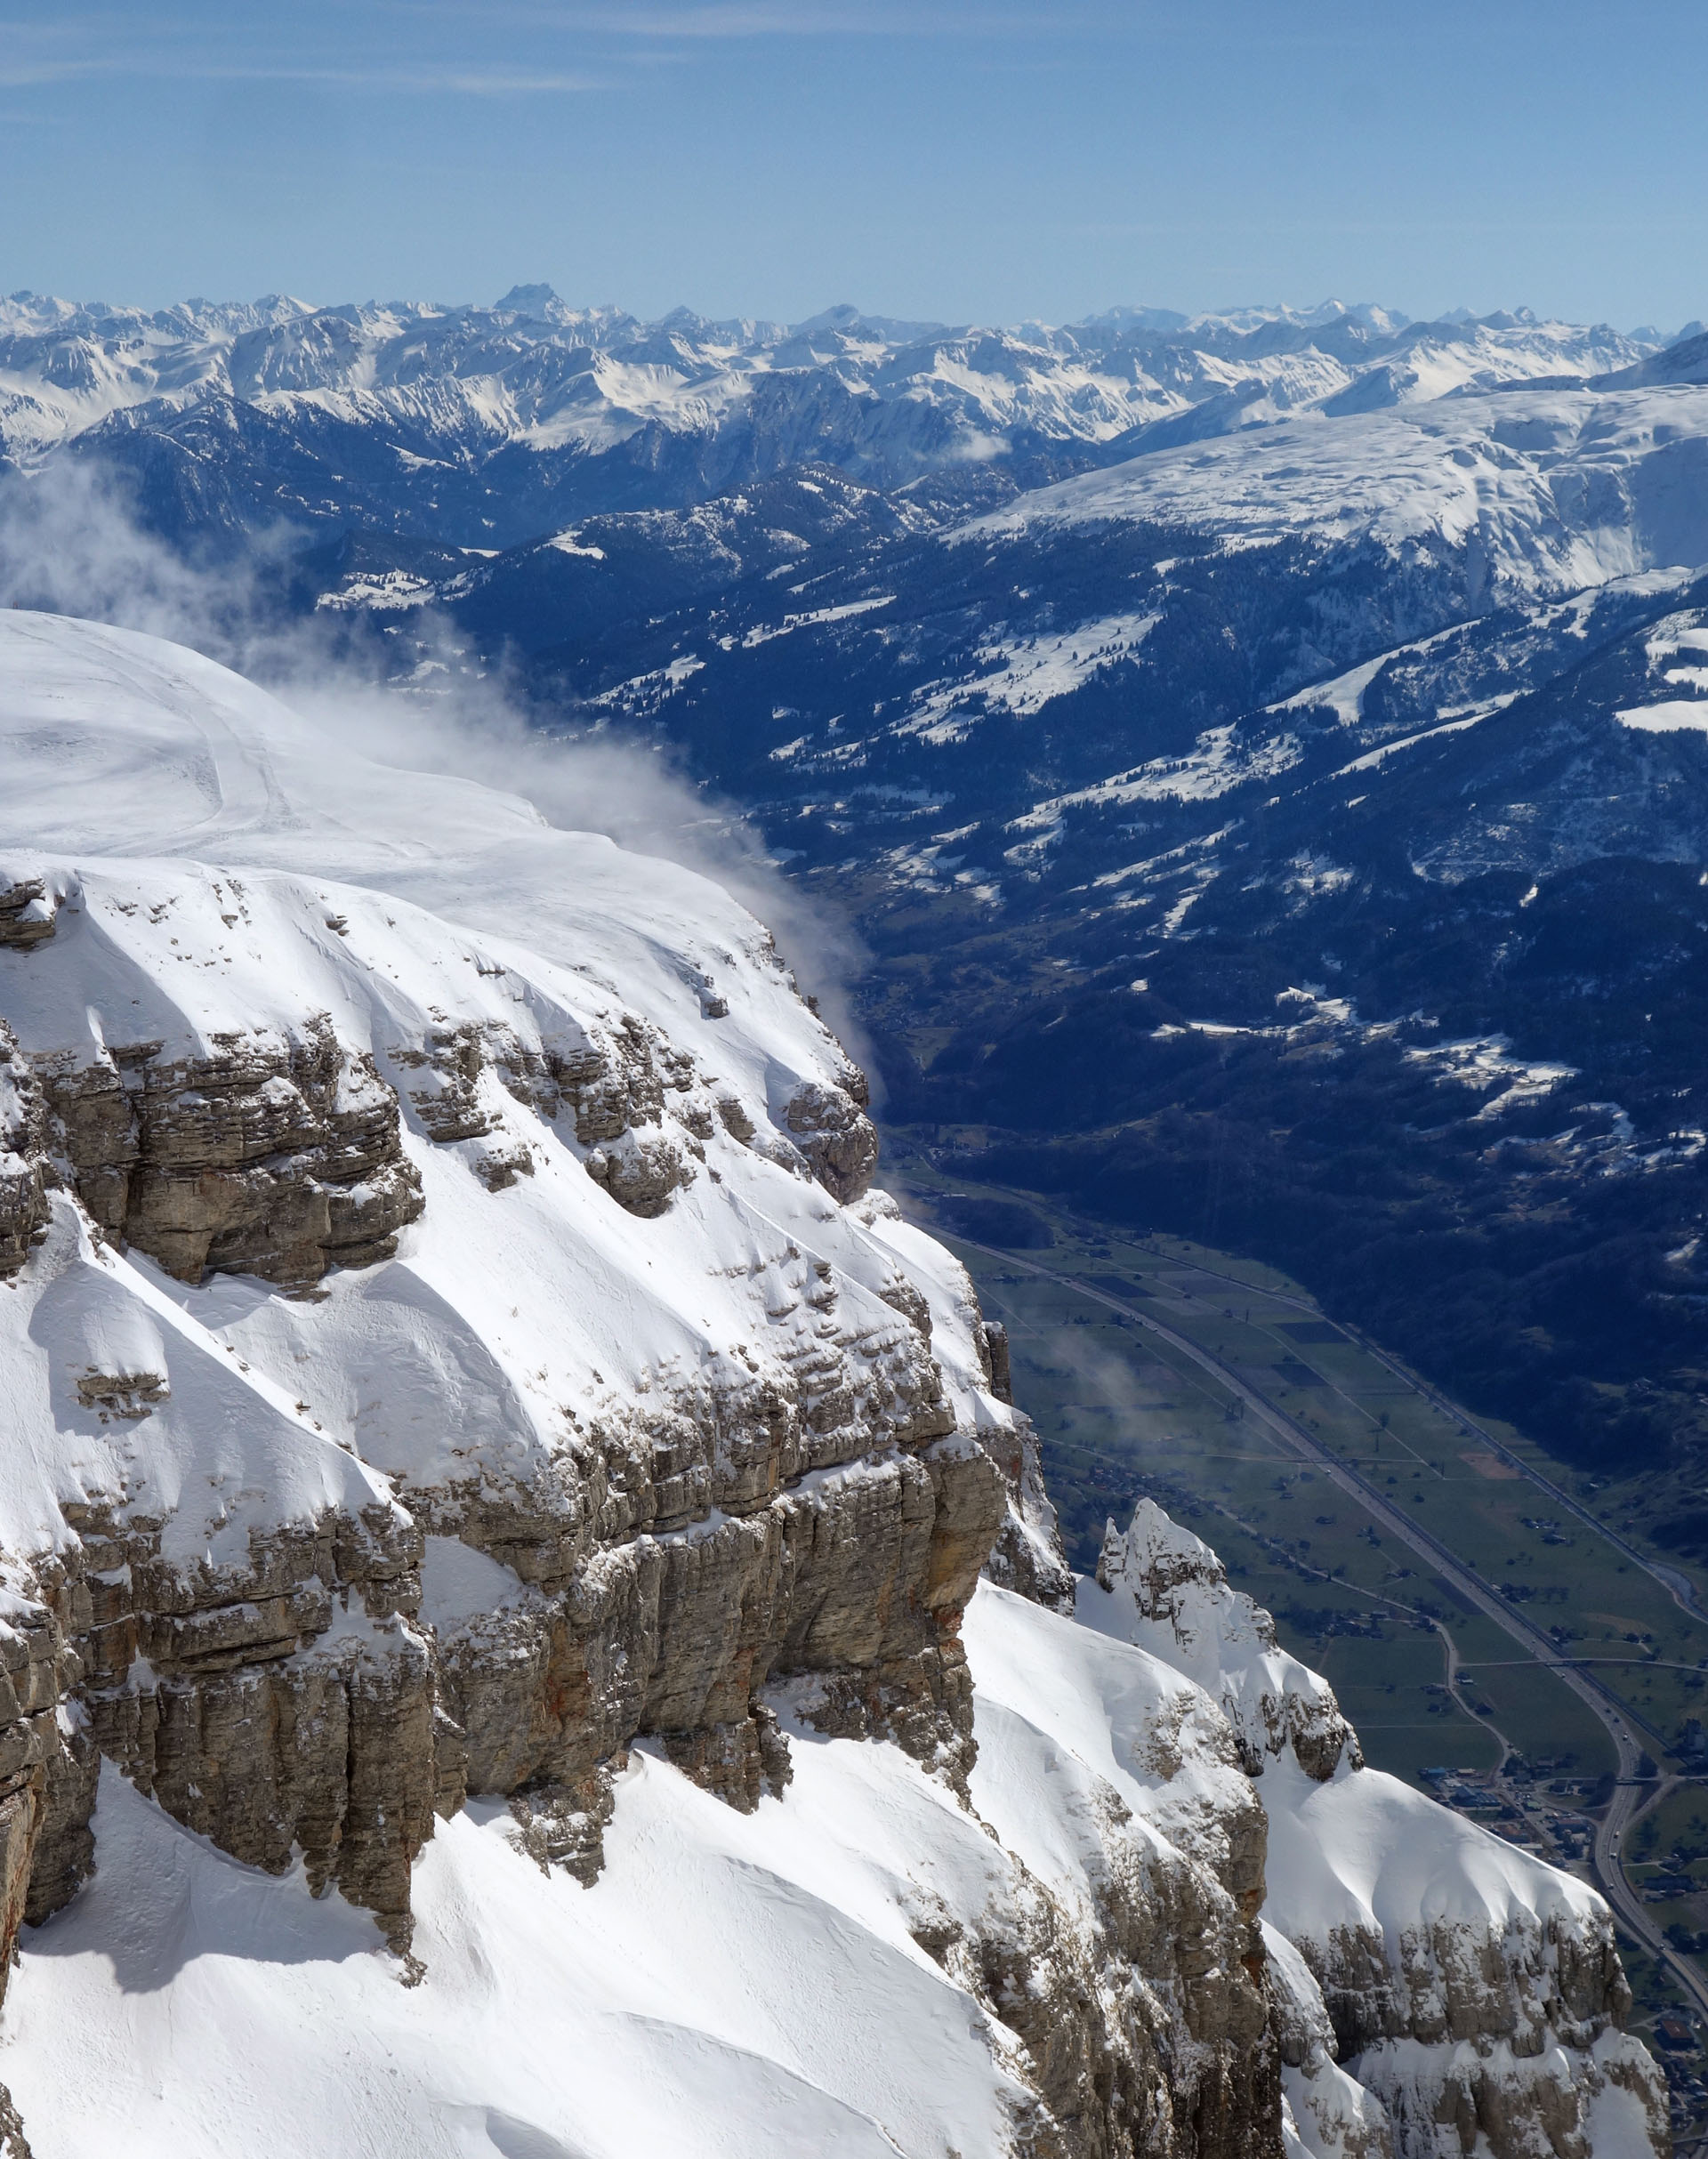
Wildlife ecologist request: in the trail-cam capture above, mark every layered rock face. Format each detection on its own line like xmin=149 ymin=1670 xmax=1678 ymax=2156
xmin=956 ymin=1584 xmax=1280 ymax=2159
xmin=1095 ymin=1502 xmax=1360 ymax=1781
xmin=0 ymin=849 xmax=1014 ymax=1963
xmin=0 ymin=859 xmax=1267 ymax=2151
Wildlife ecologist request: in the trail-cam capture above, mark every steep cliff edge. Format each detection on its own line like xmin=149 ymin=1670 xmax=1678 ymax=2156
xmin=0 ymin=611 xmax=1665 ymax=2158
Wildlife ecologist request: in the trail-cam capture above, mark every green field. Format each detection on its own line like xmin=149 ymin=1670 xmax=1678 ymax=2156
xmin=892 ymin=1150 xmax=1708 ymax=1791
xmin=1627 ymin=1789 xmax=1708 ymax=1959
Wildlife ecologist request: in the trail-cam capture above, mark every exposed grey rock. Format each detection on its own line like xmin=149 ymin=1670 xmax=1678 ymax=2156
xmin=1100 ymin=1498 xmax=1666 ymax=2159
xmin=1306 ymin=1907 xmax=1668 ymax=2159
xmin=0 ymin=876 xmax=56 ymax=952
xmin=19 ymin=1493 xmax=433 ymax=1953
xmin=37 ymin=1013 xmax=423 ymax=1288
xmin=507 ymin=1760 xmax=624 ymax=1885
xmin=979 ymin=1398 xmax=1077 ymax=1614
xmin=909 ymin=1709 xmax=1278 ymax=2159
xmin=0 ymin=2083 xmax=31 ymax=2159
xmin=432 ymin=1438 xmax=1003 ymax=1842
xmin=0 ymin=1585 xmax=75 ymax=2024
xmin=1097 ymin=1501 xmax=1359 ymax=1779
xmin=0 ymin=832 xmax=1663 ymax=2159
xmin=0 ymin=1024 xmax=49 ymax=1279
xmin=398 ymin=1006 xmax=714 ymax=1219
xmin=583 ymin=1124 xmax=693 ymax=1214
xmin=0 ymin=1145 xmax=1002 ymax=1959
xmin=782 ymin=1072 xmax=880 ymax=1204
xmin=1263 ymin=1927 xmax=1395 ymax=2158
xmin=981 ymin=1317 xmax=1014 ymax=1403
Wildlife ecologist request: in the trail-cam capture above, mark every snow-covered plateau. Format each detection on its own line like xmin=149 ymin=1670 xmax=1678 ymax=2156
xmin=963 ymin=384 xmax=1708 ymax=602
xmin=0 ymin=613 xmax=1669 ymax=2157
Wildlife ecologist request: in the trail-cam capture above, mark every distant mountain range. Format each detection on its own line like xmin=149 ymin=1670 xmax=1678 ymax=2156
xmin=3 ymin=286 xmax=1700 ymax=544
xmin=6 ymin=287 xmax=1708 ymax=1482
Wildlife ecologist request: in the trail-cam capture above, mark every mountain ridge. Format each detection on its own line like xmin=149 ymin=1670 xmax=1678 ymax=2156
xmin=0 ymin=289 xmax=1680 ymax=547
xmin=9 ymin=276 xmax=1708 ymax=1635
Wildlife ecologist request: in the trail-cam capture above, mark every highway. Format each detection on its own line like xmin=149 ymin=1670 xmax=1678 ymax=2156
xmin=1141 ymin=1241 xmax=1708 ymax=1626
xmin=949 ymin=1228 xmax=1708 ymax=2028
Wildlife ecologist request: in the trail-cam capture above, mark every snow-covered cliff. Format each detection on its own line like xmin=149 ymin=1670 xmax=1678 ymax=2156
xmin=0 ymin=613 xmax=1664 ymax=2158
xmin=1092 ymin=1507 xmax=1666 ymax=2159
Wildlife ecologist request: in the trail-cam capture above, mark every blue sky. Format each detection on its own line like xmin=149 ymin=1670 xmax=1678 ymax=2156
xmin=1 ymin=1 xmax=1703 ymax=329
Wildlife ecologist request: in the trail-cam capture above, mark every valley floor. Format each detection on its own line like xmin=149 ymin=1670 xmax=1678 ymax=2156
xmin=889 ymin=1145 xmax=1708 ymax=2143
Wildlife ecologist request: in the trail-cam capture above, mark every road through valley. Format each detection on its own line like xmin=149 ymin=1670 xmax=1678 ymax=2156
xmin=950 ymin=1229 xmax=1708 ymax=2027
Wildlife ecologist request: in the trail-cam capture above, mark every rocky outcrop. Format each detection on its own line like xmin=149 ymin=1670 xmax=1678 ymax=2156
xmin=0 ymin=1184 xmax=1003 ymax=1963
xmin=782 ymin=1067 xmax=880 ymax=1204
xmin=979 ymin=1394 xmax=1077 ymax=1613
xmin=0 ymin=619 xmax=1666 ymax=2159
xmin=37 ymin=1020 xmax=424 ymax=1291
xmin=1095 ymin=1502 xmax=1358 ymax=1779
xmin=401 ymin=1008 xmax=704 ymax=1217
xmin=1092 ymin=1497 xmax=1668 ymax=2159
xmin=1269 ymin=1799 xmax=1671 ymax=2159
xmin=0 ymin=1600 xmax=63 ymax=1950
xmin=42 ymin=1491 xmax=432 ymax=1952
xmin=431 ymin=1440 xmax=1003 ymax=1821
xmin=847 ymin=1188 xmax=1078 ymax=1615
xmin=0 ymin=852 xmax=1017 ymax=1973
xmin=0 ymin=1585 xmax=75 ymax=2149
xmin=0 ymin=875 xmax=56 ymax=953
xmin=1262 ymin=1923 xmax=1395 ymax=2159
xmin=954 ymin=1582 xmax=1283 ymax=2159
xmin=0 ymin=1024 xmax=49 ymax=1277
xmin=913 ymin=1833 xmax=1280 ymax=2159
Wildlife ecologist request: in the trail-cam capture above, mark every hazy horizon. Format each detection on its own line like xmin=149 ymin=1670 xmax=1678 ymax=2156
xmin=4 ymin=286 xmax=1696 ymax=343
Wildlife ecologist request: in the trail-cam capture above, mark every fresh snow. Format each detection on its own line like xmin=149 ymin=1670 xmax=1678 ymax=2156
xmin=896 ymin=612 xmax=1161 ymax=745
xmin=0 ymin=291 xmax=1665 ymax=500
xmin=0 ymin=1584 xmax=1248 ymax=2158
xmin=0 ymin=616 xmax=1041 ymax=1566
xmin=1257 ymin=1747 xmax=1600 ymax=1946
xmin=966 ymin=385 xmax=1708 ymax=596
xmin=725 ymin=594 xmax=897 ymax=650
xmin=0 ymin=611 xmax=1084 ymax=2155
xmin=5 ymin=1564 xmax=1643 ymax=2157
xmin=1616 ymin=699 xmax=1708 ymax=732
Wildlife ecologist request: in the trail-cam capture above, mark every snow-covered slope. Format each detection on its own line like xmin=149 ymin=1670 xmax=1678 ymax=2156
xmin=1089 ymin=1509 xmax=1664 ymax=2159
xmin=0 ymin=614 xmax=1664 ymax=2157
xmin=967 ymin=383 xmax=1708 ymax=600
xmin=1 ymin=1583 xmax=1271 ymax=2159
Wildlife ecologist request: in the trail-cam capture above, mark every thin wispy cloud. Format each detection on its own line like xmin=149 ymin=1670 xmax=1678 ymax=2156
xmin=0 ymin=0 xmax=1086 ymax=97
xmin=401 ymin=1 xmax=1075 ymax=34
xmin=217 ymin=64 xmax=604 ymax=93
xmin=0 ymin=51 xmax=601 ymax=94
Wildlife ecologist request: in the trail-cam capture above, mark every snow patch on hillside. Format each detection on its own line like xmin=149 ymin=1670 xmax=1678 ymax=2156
xmin=896 ymin=611 xmax=1160 ymax=745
